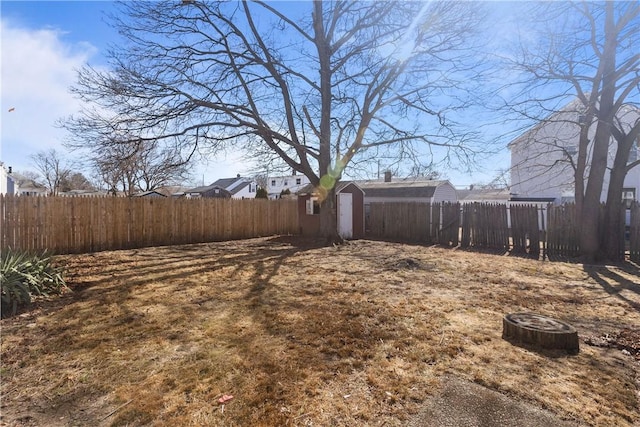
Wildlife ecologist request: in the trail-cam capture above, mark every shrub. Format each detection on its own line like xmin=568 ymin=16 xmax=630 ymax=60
xmin=255 ymin=188 xmax=268 ymax=199
xmin=1 ymin=249 xmax=66 ymax=317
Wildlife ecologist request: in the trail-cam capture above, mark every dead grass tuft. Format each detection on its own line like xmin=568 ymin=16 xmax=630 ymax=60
xmin=1 ymin=237 xmax=639 ymax=426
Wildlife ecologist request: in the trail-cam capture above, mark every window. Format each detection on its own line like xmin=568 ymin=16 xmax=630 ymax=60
xmin=296 ymin=178 xmax=301 ymax=185
xmin=249 ymin=183 xmax=255 ymax=193
xmin=271 ymin=180 xmax=276 ymax=187
xmin=305 ymin=197 xmax=320 ymax=215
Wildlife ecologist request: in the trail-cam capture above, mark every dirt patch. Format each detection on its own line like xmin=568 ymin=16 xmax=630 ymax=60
xmin=1 ymin=237 xmax=639 ymax=426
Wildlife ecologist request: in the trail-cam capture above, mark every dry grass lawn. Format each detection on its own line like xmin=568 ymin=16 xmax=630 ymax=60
xmin=1 ymin=237 xmax=639 ymax=426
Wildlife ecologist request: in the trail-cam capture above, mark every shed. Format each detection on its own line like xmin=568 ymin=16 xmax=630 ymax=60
xmin=297 ymin=181 xmax=365 ymax=239
xmin=356 ymin=179 xmax=458 ymax=204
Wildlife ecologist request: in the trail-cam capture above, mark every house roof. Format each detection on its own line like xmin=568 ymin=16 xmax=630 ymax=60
xmin=457 ymin=187 xmax=511 ymax=202
xmin=185 ymin=184 xmax=227 ymax=194
xmin=212 ymin=177 xmax=242 ymax=189
xmin=228 ymin=180 xmax=251 ymax=195
xmin=133 ymin=190 xmax=167 ymax=197
xmin=355 ymin=179 xmax=449 ymax=198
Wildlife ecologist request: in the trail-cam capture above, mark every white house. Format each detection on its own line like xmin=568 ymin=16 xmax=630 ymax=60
xmin=509 ymin=99 xmax=640 ymax=205
xmin=267 ymin=173 xmax=310 ymax=199
xmin=0 ymin=162 xmax=11 ymax=195
xmin=210 ymin=175 xmax=258 ymax=199
xmin=0 ymin=166 xmax=47 ymax=196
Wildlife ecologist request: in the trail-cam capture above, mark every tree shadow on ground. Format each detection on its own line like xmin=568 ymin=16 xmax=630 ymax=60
xmin=583 ymin=264 xmax=640 ymax=311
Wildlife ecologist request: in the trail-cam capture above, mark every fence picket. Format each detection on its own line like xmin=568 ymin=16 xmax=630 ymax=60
xmin=0 ymin=195 xmax=298 ymax=254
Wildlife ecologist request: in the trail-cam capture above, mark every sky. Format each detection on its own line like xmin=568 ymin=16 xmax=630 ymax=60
xmin=0 ymin=1 xmax=513 ymax=188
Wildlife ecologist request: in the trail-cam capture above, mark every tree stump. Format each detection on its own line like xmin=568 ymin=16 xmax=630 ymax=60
xmin=502 ymin=313 xmax=579 ymax=353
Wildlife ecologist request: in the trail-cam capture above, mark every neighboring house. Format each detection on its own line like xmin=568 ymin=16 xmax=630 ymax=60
xmin=0 ymin=162 xmax=12 ymax=195
xmin=509 ymin=99 xmax=640 ymax=204
xmin=183 ymin=175 xmax=258 ymax=199
xmin=356 ymin=173 xmax=458 ymax=205
xmin=211 ymin=175 xmax=258 ymax=199
xmin=457 ymin=186 xmax=511 ymax=204
xmin=267 ymin=173 xmax=310 ymax=199
xmin=133 ymin=190 xmax=167 ymax=198
xmin=184 ymin=185 xmax=232 ymax=199
xmin=5 ymin=171 xmax=48 ymax=196
xmin=59 ymin=189 xmax=109 ymax=197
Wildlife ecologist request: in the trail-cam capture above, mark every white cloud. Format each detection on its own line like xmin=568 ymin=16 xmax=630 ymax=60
xmin=0 ymin=20 xmax=96 ymax=172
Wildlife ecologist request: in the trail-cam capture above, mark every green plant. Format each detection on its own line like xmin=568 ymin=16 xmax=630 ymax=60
xmin=255 ymin=188 xmax=268 ymax=199
xmin=1 ymin=249 xmax=66 ymax=317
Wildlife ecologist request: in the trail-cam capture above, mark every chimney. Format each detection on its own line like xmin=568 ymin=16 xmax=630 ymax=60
xmin=384 ymin=171 xmax=392 ymax=182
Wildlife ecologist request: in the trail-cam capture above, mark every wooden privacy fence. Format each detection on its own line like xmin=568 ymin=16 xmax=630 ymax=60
xmin=631 ymin=203 xmax=640 ymax=263
xmin=368 ymin=201 xmax=639 ymax=260
xmin=367 ymin=202 xmax=459 ymax=246
xmin=0 ymin=195 xmax=298 ymax=254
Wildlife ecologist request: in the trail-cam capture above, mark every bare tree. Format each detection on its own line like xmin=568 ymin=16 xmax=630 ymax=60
xmin=64 ymin=0 xmax=486 ymax=241
xmin=30 ymin=149 xmax=72 ymax=196
xmin=59 ymin=172 xmax=96 ymax=192
xmin=83 ymin=136 xmax=192 ymax=196
xmin=502 ymin=1 xmax=639 ymax=261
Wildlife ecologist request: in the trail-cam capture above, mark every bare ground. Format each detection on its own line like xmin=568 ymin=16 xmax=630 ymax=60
xmin=1 ymin=236 xmax=639 ymax=426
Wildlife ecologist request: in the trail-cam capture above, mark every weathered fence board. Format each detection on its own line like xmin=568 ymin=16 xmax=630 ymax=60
xmin=461 ymin=203 xmax=509 ymax=250
xmin=368 ymin=202 xmax=432 ymax=243
xmin=630 ymin=203 xmax=640 ymax=263
xmin=510 ymin=204 xmax=541 ymax=257
xmin=0 ymin=195 xmax=298 ymax=254
xmin=366 ymin=201 xmax=636 ymax=261
xmin=546 ymin=204 xmax=579 ymax=258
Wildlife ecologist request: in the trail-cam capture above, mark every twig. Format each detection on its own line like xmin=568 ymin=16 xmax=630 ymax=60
xmin=101 ymin=400 xmax=133 ymax=421
xmin=293 ymin=412 xmax=312 ymax=420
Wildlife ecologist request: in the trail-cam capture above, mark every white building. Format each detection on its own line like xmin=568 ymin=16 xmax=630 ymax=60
xmin=356 ymin=174 xmax=458 ymax=204
xmin=0 ymin=162 xmax=11 ymax=195
xmin=210 ymin=175 xmax=258 ymax=199
xmin=267 ymin=174 xmax=310 ymax=199
xmin=509 ymin=100 xmax=640 ymax=205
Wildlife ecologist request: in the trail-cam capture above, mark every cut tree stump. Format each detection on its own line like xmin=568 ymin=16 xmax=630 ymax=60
xmin=502 ymin=313 xmax=579 ymax=354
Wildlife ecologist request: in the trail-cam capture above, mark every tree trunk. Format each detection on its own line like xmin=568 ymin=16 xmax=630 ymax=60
xmin=602 ymin=143 xmax=632 ymax=261
xmin=579 ymin=2 xmax=617 ymax=262
xmin=318 ymin=187 xmax=343 ymax=244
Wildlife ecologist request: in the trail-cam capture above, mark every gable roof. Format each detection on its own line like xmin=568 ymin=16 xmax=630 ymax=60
xmin=297 ymin=181 xmax=364 ymax=195
xmin=185 ymin=184 xmax=227 ymax=194
xmin=228 ymin=180 xmax=251 ymax=195
xmin=356 ymin=179 xmax=449 ymax=198
xmin=212 ymin=177 xmax=243 ymax=189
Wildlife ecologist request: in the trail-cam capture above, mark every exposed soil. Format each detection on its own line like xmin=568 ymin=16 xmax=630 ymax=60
xmin=1 ymin=237 xmax=639 ymax=426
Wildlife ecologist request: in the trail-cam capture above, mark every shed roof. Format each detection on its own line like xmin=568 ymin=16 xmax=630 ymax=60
xmin=297 ymin=181 xmax=364 ymax=195
xmin=356 ymin=179 xmax=448 ymax=198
